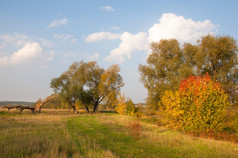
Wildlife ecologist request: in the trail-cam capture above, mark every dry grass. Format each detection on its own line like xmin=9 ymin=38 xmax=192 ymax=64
xmin=0 ymin=109 xmax=77 ymax=157
xmin=1 ymin=108 xmax=238 ymax=157
xmin=0 ymin=108 xmax=118 ymax=158
xmin=128 ymin=119 xmax=142 ymax=139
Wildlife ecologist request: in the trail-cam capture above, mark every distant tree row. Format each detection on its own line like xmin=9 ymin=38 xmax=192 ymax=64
xmin=139 ymin=35 xmax=238 ymax=111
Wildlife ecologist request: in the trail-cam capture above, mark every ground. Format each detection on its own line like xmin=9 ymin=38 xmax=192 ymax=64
xmin=0 ymin=108 xmax=238 ymax=158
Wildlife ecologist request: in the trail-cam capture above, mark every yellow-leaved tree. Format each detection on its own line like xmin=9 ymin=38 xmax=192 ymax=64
xmin=160 ymin=74 xmax=230 ymax=133
xmin=115 ymin=94 xmax=127 ymax=115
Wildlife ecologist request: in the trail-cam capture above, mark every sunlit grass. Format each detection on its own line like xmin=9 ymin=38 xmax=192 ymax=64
xmin=0 ymin=108 xmax=238 ymax=158
xmin=69 ymin=114 xmax=238 ymax=158
xmin=0 ymin=111 xmax=78 ymax=157
xmin=0 ymin=109 xmax=117 ymax=157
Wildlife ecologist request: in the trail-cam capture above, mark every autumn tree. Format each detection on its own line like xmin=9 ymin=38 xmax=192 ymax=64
xmin=139 ymin=39 xmax=182 ymax=111
xmin=50 ymin=63 xmax=87 ymax=113
xmin=160 ymin=74 xmax=230 ymax=133
xmin=139 ymin=35 xmax=238 ymax=111
xmin=195 ymin=35 xmax=238 ymax=107
xmin=50 ymin=61 xmax=124 ymax=113
xmin=115 ymin=94 xmax=142 ymax=116
xmin=179 ymin=43 xmax=198 ymax=78
xmin=115 ymin=94 xmax=127 ymax=115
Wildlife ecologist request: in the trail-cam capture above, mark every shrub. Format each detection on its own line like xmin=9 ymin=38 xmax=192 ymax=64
xmin=160 ymin=73 xmax=230 ymax=133
xmin=115 ymin=95 xmax=143 ymax=117
xmin=115 ymin=94 xmax=127 ymax=115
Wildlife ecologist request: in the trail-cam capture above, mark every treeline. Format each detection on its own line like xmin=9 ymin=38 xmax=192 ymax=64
xmin=139 ymin=35 xmax=238 ymax=134
xmin=139 ymin=35 xmax=238 ymax=111
xmin=0 ymin=101 xmax=34 ymax=106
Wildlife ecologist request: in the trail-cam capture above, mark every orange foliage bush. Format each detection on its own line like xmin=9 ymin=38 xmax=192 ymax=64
xmin=160 ymin=73 xmax=230 ymax=133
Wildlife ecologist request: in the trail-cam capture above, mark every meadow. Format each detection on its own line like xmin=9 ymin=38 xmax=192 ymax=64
xmin=0 ymin=108 xmax=238 ymax=158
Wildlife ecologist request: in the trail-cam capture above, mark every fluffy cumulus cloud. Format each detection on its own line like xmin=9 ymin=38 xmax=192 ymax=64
xmin=0 ymin=42 xmax=42 ymax=65
xmin=87 ymin=13 xmax=217 ymax=63
xmin=48 ymin=18 xmax=68 ymax=28
xmin=148 ymin=13 xmax=217 ymax=44
xmin=0 ymin=34 xmax=56 ymax=66
xmin=86 ymin=32 xmax=121 ymax=42
xmin=100 ymin=6 xmax=114 ymax=11
xmin=104 ymin=32 xmax=148 ymax=62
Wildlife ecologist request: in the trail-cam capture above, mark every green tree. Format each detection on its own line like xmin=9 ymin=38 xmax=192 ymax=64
xmin=50 ymin=66 xmax=86 ymax=113
xmin=43 ymin=94 xmax=63 ymax=109
xmin=139 ymin=35 xmax=238 ymax=111
xmin=50 ymin=61 xmax=124 ymax=113
xmin=179 ymin=43 xmax=198 ymax=79
xmin=195 ymin=35 xmax=238 ymax=107
xmin=125 ymin=98 xmax=136 ymax=115
xmin=139 ymin=39 xmax=182 ymax=111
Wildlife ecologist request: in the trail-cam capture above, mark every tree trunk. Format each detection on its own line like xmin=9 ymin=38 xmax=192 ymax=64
xmin=93 ymin=103 xmax=99 ymax=112
xmin=83 ymin=104 xmax=90 ymax=113
xmin=72 ymin=105 xmax=76 ymax=113
xmin=38 ymin=107 xmax=42 ymax=113
xmin=19 ymin=108 xmax=24 ymax=114
xmin=31 ymin=108 xmax=35 ymax=114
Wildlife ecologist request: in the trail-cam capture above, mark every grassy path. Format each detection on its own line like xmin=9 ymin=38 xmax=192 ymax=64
xmin=67 ymin=114 xmax=238 ymax=158
xmin=67 ymin=115 xmax=178 ymax=158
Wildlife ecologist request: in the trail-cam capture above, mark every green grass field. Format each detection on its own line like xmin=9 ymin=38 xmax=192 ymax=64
xmin=0 ymin=108 xmax=238 ymax=158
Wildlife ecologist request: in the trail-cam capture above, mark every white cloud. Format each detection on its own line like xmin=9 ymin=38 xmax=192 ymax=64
xmin=0 ymin=42 xmax=43 ymax=65
xmin=148 ymin=13 xmax=217 ymax=44
xmin=85 ymin=53 xmax=99 ymax=60
xmin=104 ymin=32 xmax=148 ymax=62
xmin=46 ymin=51 xmax=55 ymax=61
xmin=39 ymin=38 xmax=54 ymax=47
xmin=48 ymin=18 xmax=68 ymax=28
xmin=86 ymin=32 xmax=121 ymax=42
xmin=0 ymin=34 xmax=28 ymax=48
xmin=71 ymin=38 xmax=78 ymax=44
xmin=100 ymin=6 xmax=114 ymax=11
xmin=0 ymin=34 xmax=16 ymax=43
xmin=53 ymin=34 xmax=77 ymax=44
xmin=0 ymin=34 xmax=55 ymax=49
xmin=88 ymin=13 xmax=217 ymax=63
xmin=53 ymin=34 xmax=73 ymax=41
xmin=0 ymin=34 xmax=56 ymax=66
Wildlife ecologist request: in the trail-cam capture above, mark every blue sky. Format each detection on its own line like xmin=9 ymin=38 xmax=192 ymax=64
xmin=0 ymin=0 xmax=238 ymax=102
